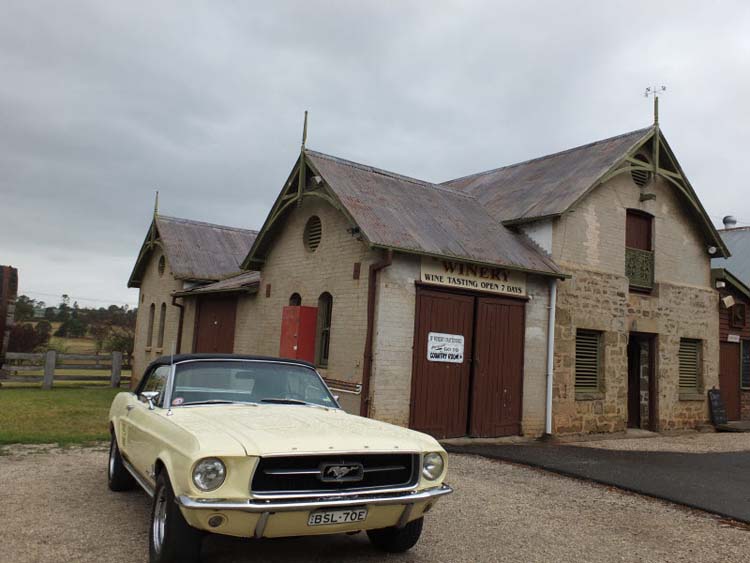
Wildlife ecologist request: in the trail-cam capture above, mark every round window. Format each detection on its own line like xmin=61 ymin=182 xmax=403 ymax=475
xmin=158 ymin=255 xmax=166 ymax=277
xmin=304 ymin=216 xmax=322 ymax=252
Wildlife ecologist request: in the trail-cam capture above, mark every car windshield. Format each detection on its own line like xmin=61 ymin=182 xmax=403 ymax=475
xmin=170 ymin=360 xmax=337 ymax=408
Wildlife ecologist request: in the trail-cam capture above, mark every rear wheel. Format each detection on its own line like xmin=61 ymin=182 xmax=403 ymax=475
xmin=367 ymin=517 xmax=424 ymax=553
xmin=107 ymin=435 xmax=135 ymax=492
xmin=149 ymin=472 xmax=203 ymax=563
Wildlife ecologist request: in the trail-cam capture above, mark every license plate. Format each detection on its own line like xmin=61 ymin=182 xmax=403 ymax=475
xmin=307 ymin=507 xmax=368 ymax=526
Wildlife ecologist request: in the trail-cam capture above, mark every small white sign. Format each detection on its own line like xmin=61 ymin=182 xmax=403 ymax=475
xmin=427 ymin=332 xmax=465 ymax=363
xmin=728 ymin=334 xmax=741 ymax=343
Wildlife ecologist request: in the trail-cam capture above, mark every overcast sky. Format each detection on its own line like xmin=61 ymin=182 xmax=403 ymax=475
xmin=2 ymin=1 xmax=749 ymax=308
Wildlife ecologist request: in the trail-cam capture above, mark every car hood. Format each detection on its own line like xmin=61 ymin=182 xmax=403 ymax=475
xmin=167 ymin=405 xmax=440 ymax=456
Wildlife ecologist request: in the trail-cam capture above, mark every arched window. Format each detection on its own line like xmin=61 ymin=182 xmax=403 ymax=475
xmin=157 ymin=303 xmax=167 ymax=349
xmin=289 ymin=293 xmax=302 ymax=306
xmin=147 ymin=303 xmax=156 ymax=347
xmin=316 ymin=292 xmax=333 ymax=367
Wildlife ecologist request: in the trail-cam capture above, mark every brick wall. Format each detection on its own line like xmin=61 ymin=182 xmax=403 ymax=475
xmin=368 ymin=254 xmax=552 ymax=436
xmin=131 ymin=246 xmax=185 ymax=385
xmin=552 ymin=174 xmax=710 ymax=288
xmin=230 ymin=197 xmax=377 ymax=414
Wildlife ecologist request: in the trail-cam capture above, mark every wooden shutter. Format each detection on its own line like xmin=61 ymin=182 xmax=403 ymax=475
xmin=678 ymin=339 xmax=700 ymax=391
xmin=575 ymin=330 xmax=601 ymax=391
xmin=626 ymin=211 xmax=653 ymax=251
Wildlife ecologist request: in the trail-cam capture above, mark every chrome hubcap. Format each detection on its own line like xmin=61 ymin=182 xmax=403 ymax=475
xmin=152 ymin=487 xmax=167 ymax=554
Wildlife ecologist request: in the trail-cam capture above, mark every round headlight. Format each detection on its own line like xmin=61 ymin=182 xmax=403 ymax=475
xmin=422 ymin=452 xmax=444 ymax=480
xmin=192 ymin=458 xmax=226 ymax=491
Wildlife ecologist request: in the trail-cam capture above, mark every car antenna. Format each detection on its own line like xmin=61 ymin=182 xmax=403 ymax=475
xmin=167 ymin=341 xmax=176 ymax=416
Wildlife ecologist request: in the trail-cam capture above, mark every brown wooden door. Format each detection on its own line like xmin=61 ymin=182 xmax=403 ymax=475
xmin=469 ymin=297 xmax=525 ymax=437
xmin=410 ymin=289 xmax=474 ymax=439
xmin=719 ymin=342 xmax=741 ymax=420
xmin=194 ymin=297 xmax=237 ymax=353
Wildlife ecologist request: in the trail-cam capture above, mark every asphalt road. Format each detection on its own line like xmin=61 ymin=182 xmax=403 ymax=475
xmin=446 ymin=443 xmax=750 ymax=523
xmin=2 ymin=446 xmax=750 ymax=562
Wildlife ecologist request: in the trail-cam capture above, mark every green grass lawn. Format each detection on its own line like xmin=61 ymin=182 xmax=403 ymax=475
xmin=0 ymin=387 xmax=123 ymax=445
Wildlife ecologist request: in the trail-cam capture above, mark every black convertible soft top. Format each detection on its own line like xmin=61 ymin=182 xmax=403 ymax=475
xmin=146 ymin=353 xmax=316 ymax=371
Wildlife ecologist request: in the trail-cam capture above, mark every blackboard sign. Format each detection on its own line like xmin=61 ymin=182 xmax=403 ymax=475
xmin=708 ymin=389 xmax=728 ymax=426
xmin=742 ymin=342 xmax=750 ymax=389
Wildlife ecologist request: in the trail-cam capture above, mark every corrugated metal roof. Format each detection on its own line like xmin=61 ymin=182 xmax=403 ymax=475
xmin=128 ymin=215 xmax=257 ymax=287
xmin=713 ymin=228 xmax=750 ymax=286
xmin=156 ymin=215 xmax=257 ymax=281
xmin=173 ymin=270 xmax=260 ymax=297
xmin=304 ymin=150 xmax=562 ymax=277
xmin=443 ymin=127 xmax=653 ymax=222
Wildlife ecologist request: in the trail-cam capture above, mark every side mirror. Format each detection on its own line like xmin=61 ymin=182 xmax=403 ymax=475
xmin=141 ymin=391 xmax=160 ymax=410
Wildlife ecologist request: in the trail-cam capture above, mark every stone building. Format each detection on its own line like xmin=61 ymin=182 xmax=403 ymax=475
xmin=128 ymin=122 xmax=726 ymax=438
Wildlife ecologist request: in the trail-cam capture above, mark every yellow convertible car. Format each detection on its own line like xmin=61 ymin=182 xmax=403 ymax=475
xmin=108 ymin=354 xmax=452 ymax=563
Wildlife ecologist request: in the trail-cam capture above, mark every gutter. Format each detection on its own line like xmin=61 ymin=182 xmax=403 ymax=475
xmin=544 ymin=278 xmax=558 ymax=437
xmin=171 ymin=295 xmax=184 ymax=354
xmin=360 ymin=249 xmax=393 ymax=417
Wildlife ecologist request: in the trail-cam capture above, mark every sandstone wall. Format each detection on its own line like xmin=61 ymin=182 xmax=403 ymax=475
xmin=553 ymin=265 xmax=718 ymax=433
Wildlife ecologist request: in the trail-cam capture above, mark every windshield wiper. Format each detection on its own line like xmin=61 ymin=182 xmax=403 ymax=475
xmin=259 ymin=398 xmax=308 ymax=405
xmin=179 ymin=399 xmax=254 ymax=406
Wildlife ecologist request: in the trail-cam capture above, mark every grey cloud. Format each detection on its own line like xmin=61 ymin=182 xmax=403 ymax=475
xmin=2 ymin=0 xmax=749 ymax=306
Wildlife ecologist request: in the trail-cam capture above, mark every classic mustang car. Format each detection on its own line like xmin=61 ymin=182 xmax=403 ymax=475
xmin=108 ymin=354 xmax=452 ymax=563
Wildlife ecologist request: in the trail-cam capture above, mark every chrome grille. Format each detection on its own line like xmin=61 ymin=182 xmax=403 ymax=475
xmin=251 ymin=453 xmax=419 ymax=494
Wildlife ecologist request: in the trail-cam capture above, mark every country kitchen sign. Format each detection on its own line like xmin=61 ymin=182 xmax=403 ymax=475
xmin=420 ymin=257 xmax=527 ymax=297
xmin=427 ymin=332 xmax=465 ymax=363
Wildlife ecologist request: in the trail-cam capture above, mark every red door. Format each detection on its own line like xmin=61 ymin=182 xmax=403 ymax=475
xmin=719 ymin=342 xmax=741 ymax=420
xmin=194 ymin=297 xmax=237 ymax=353
xmin=470 ymin=297 xmax=525 ymax=437
xmin=410 ymin=289 xmax=474 ymax=439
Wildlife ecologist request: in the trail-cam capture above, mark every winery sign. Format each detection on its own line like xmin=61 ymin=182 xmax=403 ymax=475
xmin=420 ymin=257 xmax=527 ymax=297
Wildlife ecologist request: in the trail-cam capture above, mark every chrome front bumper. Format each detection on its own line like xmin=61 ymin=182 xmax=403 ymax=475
xmin=176 ymin=483 xmax=453 ymax=513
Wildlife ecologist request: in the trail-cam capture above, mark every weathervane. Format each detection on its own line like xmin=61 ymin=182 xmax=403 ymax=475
xmin=644 ymin=85 xmax=666 ymax=124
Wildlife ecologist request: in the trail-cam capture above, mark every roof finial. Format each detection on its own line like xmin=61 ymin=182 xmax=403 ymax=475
xmin=154 ymin=190 xmax=159 ymax=217
xmin=301 ymin=110 xmax=308 ymax=151
xmin=644 ymin=86 xmax=666 ymax=125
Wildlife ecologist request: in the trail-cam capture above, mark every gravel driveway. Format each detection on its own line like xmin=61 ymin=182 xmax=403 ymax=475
xmin=1 ymin=446 xmax=749 ymax=563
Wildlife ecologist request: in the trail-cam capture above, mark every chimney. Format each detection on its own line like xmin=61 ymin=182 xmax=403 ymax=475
xmin=723 ymin=215 xmax=738 ymax=229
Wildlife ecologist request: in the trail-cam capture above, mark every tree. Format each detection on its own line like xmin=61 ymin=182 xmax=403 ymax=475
xmin=35 ymin=320 xmax=52 ymax=339
xmin=8 ymin=324 xmax=50 ymax=353
xmin=13 ymin=295 xmax=35 ymax=322
xmin=106 ymin=326 xmax=135 ymax=357
xmin=44 ymin=307 xmax=56 ymax=321
xmin=90 ymin=324 xmax=111 ymax=354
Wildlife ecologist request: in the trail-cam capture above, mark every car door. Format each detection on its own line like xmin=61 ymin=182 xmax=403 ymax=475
xmin=121 ymin=365 xmax=171 ymax=482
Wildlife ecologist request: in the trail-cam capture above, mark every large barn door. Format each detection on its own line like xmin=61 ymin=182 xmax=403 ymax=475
xmin=469 ymin=297 xmax=525 ymax=437
xmin=410 ymin=289 xmax=474 ymax=439
xmin=194 ymin=297 xmax=237 ymax=353
xmin=719 ymin=342 xmax=741 ymax=421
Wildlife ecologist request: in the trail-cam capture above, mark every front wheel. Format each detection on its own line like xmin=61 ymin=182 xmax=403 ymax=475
xmin=107 ymin=435 xmax=135 ymax=492
xmin=149 ymin=473 xmax=203 ymax=563
xmin=367 ymin=517 xmax=424 ymax=553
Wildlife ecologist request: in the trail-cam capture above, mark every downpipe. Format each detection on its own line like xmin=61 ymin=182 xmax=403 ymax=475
xmin=544 ymin=278 xmax=558 ymax=437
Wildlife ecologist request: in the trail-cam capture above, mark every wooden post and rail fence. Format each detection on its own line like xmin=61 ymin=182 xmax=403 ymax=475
xmin=1 ymin=351 xmax=132 ymax=389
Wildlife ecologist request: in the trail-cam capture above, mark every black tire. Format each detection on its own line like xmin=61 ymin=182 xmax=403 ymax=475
xmin=108 ymin=435 xmax=135 ymax=492
xmin=367 ymin=517 xmax=424 ymax=553
xmin=149 ymin=472 xmax=203 ymax=563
